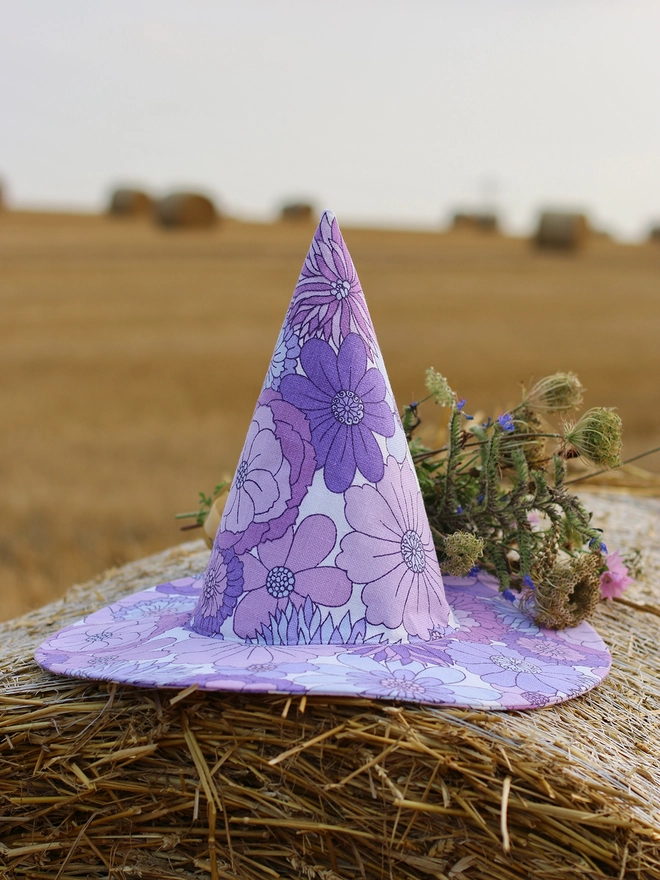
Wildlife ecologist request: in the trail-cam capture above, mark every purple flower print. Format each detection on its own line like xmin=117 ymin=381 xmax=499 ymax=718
xmin=280 ymin=333 xmax=395 ymax=493
xmin=263 ymin=323 xmax=300 ymax=392
xmin=336 ymin=456 xmax=450 ymax=640
xmin=287 ymin=211 xmax=376 ymax=352
xmin=216 ymin=390 xmax=316 ymax=554
xmin=444 ymin=641 xmax=581 ymax=696
xmin=232 ymin=514 xmax=352 ymax=640
xmin=190 ymin=546 xmax=244 ymax=636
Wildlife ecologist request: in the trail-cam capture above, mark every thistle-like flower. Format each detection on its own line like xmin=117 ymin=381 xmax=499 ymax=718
xmin=527 ymin=372 xmax=584 ymax=412
xmin=440 ymin=531 xmax=484 ymax=577
xmin=563 ymin=408 xmax=622 ymax=469
xmin=424 ymin=368 xmax=456 ymax=407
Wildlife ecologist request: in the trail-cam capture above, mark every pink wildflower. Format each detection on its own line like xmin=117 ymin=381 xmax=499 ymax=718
xmin=599 ymin=551 xmax=634 ymax=600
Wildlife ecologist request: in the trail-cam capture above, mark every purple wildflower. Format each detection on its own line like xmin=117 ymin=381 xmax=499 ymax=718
xmin=498 ymin=412 xmax=515 ymax=433
xmin=280 ymin=333 xmax=395 ymax=493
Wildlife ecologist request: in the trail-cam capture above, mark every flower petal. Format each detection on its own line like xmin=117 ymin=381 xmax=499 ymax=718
xmin=241 ymin=552 xmax=269 ymax=592
xmin=336 ymin=528 xmax=403 ymax=584
xmin=257 ymin=526 xmax=295 ymax=572
xmin=362 ymin=400 xmax=396 ymax=438
xmin=355 ymin=367 xmax=386 ymax=404
xmin=352 ymin=424 xmax=385 ymax=484
xmin=286 ymin=514 xmax=337 ymax=572
xmin=233 ymin=588 xmax=277 ymax=639
xmin=337 ymin=334 xmax=367 ymax=392
xmin=324 ymin=424 xmax=356 ymax=493
xmin=294 ymin=567 xmax=352 ymax=607
xmin=300 ymin=338 xmax=340 ymax=396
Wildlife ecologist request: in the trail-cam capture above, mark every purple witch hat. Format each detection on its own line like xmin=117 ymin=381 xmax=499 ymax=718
xmin=35 ymin=212 xmax=611 ymax=709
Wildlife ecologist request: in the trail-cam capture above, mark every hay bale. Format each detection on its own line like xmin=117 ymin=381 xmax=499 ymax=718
xmin=535 ymin=211 xmax=589 ymax=251
xmin=280 ymin=202 xmax=315 ymax=222
xmin=648 ymin=225 xmax=660 ymax=243
xmin=2 ymin=492 xmax=660 ymax=879
xmin=108 ymin=188 xmax=153 ymax=217
xmin=451 ymin=212 xmax=499 ymax=232
xmin=155 ymin=192 xmax=218 ymax=229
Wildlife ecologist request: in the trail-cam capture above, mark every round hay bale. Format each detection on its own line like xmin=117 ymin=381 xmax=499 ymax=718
xmin=534 ymin=211 xmax=589 ymax=251
xmin=107 ymin=188 xmax=153 ymax=217
xmin=280 ymin=202 xmax=315 ymax=222
xmin=2 ymin=492 xmax=660 ymax=879
xmin=648 ymin=225 xmax=660 ymax=243
xmin=451 ymin=212 xmax=499 ymax=232
xmin=155 ymin=192 xmax=218 ymax=229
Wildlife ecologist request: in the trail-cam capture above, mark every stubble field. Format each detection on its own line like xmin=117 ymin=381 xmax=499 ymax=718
xmin=1 ymin=209 xmax=659 ymax=621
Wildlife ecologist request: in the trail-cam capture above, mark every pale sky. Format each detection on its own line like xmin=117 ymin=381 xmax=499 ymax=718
xmin=2 ymin=1 xmax=659 ymax=239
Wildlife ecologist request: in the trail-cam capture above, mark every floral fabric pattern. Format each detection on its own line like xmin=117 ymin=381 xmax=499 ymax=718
xmin=336 ymin=456 xmax=451 ymax=639
xmin=233 ymin=514 xmax=352 ymax=639
xmin=280 ymin=333 xmax=395 ymax=493
xmin=216 ymin=390 xmax=316 ymax=555
xmin=190 ymin=546 xmax=243 ymax=636
xmin=287 ymin=211 xmax=375 ymax=352
xmin=35 ymin=211 xmax=612 ymax=711
xmin=35 ymin=572 xmax=611 ymax=708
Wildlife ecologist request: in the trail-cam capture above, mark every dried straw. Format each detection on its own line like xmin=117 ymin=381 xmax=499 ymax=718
xmin=1 ymin=493 xmax=660 ymax=879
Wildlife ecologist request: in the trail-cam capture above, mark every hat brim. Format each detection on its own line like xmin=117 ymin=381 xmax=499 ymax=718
xmin=35 ymin=569 xmax=610 ymax=710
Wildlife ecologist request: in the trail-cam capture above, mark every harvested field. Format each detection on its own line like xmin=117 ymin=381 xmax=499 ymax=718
xmin=1 ymin=210 xmax=659 ymax=621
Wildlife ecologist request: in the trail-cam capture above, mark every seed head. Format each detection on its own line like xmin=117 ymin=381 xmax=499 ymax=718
xmin=440 ymin=531 xmax=484 ymax=577
xmin=564 ymin=407 xmax=622 ymax=469
xmin=527 ymin=372 xmax=584 ymax=412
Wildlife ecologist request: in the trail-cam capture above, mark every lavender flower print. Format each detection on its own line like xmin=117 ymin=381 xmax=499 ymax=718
xmin=287 ymin=211 xmax=375 ymax=351
xmin=232 ymin=514 xmax=352 ymax=639
xmin=280 ymin=333 xmax=395 ymax=493
xmin=216 ymin=390 xmax=316 ymax=554
xmin=190 ymin=546 xmax=244 ymax=636
xmin=336 ymin=456 xmax=451 ymax=639
xmin=263 ymin=323 xmax=300 ymax=392
xmin=445 ymin=641 xmax=584 ymax=696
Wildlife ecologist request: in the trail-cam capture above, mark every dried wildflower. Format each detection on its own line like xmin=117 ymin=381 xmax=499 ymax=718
xmin=440 ymin=531 xmax=484 ymax=577
xmin=424 ymin=368 xmax=456 ymax=407
xmin=527 ymin=372 xmax=584 ymax=412
xmin=564 ymin=408 xmax=622 ymax=469
xmin=531 ymin=553 xmax=602 ymax=629
xmin=441 ymin=531 xmax=484 ymax=577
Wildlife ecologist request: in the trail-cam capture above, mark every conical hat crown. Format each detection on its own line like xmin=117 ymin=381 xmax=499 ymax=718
xmin=191 ymin=211 xmax=454 ymax=646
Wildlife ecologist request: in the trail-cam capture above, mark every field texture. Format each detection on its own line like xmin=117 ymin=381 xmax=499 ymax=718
xmin=1 ymin=210 xmax=659 ymax=621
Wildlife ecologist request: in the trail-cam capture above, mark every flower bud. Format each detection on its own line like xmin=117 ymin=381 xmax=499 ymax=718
xmin=424 ymin=368 xmax=456 ymax=407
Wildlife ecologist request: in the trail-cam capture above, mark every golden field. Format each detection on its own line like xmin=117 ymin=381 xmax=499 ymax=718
xmin=1 ymin=209 xmax=659 ymax=621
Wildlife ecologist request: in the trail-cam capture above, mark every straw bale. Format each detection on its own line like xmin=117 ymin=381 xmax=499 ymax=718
xmin=280 ymin=203 xmax=315 ymax=222
xmin=155 ymin=193 xmax=218 ymax=229
xmin=1 ymin=492 xmax=660 ymax=879
xmin=534 ymin=212 xmax=589 ymax=251
xmin=649 ymin=226 xmax=660 ymax=243
xmin=451 ymin=212 xmax=499 ymax=233
xmin=108 ymin=189 xmax=153 ymax=218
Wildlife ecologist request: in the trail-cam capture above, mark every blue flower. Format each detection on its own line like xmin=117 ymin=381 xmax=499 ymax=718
xmin=456 ymin=505 xmax=464 ymax=514
xmin=522 ymin=574 xmax=535 ymax=589
xmin=498 ymin=413 xmax=515 ymax=433
xmin=456 ymin=398 xmax=466 ymax=411
xmin=502 ymin=589 xmax=516 ymax=603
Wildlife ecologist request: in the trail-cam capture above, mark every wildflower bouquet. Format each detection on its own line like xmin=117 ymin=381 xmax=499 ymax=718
xmin=411 ymin=370 xmax=634 ymax=628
